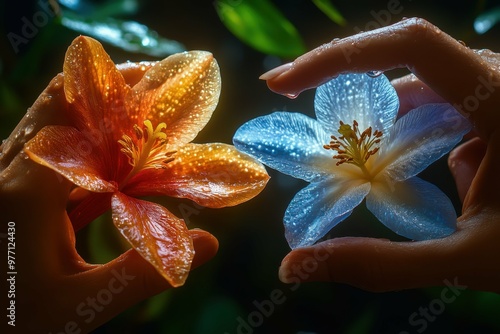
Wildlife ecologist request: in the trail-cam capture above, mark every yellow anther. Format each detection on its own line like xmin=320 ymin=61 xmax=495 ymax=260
xmin=118 ymin=120 xmax=175 ymax=187
xmin=324 ymin=120 xmax=383 ymax=175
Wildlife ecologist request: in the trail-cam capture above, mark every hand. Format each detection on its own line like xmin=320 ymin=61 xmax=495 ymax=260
xmin=262 ymin=18 xmax=500 ymax=293
xmin=0 ymin=64 xmax=219 ymax=333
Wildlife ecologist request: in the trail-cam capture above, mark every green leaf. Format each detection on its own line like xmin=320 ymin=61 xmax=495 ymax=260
xmin=343 ymin=305 xmax=376 ymax=334
xmin=58 ymin=0 xmax=139 ymax=18
xmin=215 ymin=0 xmax=306 ymax=58
xmin=59 ymin=11 xmax=186 ymax=57
xmin=312 ymin=0 xmax=346 ymax=26
xmin=87 ymin=212 xmax=127 ymax=264
xmin=474 ymin=6 xmax=500 ymax=34
xmin=143 ymin=290 xmax=173 ymax=321
xmin=424 ymin=288 xmax=500 ymax=330
xmin=195 ymin=297 xmax=242 ymax=334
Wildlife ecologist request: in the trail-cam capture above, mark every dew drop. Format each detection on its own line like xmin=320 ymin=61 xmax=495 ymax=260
xmin=284 ymin=93 xmax=299 ymax=99
xmin=366 ymin=70 xmax=384 ymax=78
xmin=24 ymin=124 xmax=34 ymax=136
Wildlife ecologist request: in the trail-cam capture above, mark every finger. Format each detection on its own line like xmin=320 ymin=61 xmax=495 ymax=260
xmin=63 ymin=229 xmax=218 ymax=332
xmin=263 ymin=18 xmax=500 ymax=140
xmin=278 ymin=231 xmax=490 ymax=293
xmin=448 ymin=138 xmax=486 ymax=203
xmin=279 ymin=217 xmax=500 ymax=293
xmin=462 ymin=131 xmax=500 ymax=210
xmin=279 ymin=237 xmax=452 ymax=292
xmin=391 ymin=74 xmax=445 ymax=116
xmin=0 ymin=74 xmax=69 ymax=169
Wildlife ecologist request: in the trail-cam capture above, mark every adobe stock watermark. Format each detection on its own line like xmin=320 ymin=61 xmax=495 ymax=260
xmin=341 ymin=0 xmax=406 ymax=63
xmin=7 ymin=0 xmax=59 ymax=54
xmin=399 ymin=277 xmax=467 ymax=334
xmin=48 ymin=267 xmax=135 ymax=334
xmin=225 ymin=246 xmax=335 ymax=334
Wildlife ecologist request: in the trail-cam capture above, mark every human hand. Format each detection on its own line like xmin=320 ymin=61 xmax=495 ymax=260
xmin=0 ymin=64 xmax=219 ymax=333
xmin=261 ymin=18 xmax=500 ymax=293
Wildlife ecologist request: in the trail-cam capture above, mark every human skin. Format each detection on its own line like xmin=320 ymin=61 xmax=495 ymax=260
xmin=0 ymin=64 xmax=219 ymax=333
xmin=261 ymin=18 xmax=500 ymax=293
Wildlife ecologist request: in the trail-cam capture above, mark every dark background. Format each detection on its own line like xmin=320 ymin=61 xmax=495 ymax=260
xmin=2 ymin=1 xmax=500 ymax=333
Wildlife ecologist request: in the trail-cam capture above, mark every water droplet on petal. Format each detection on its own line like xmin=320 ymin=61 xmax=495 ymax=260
xmin=366 ymin=70 xmax=384 ymax=78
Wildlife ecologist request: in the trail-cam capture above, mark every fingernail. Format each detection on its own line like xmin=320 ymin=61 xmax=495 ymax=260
xmin=259 ymin=63 xmax=293 ymax=80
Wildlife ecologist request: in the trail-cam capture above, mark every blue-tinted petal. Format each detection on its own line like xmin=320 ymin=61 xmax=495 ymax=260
xmin=233 ymin=112 xmax=333 ymax=182
xmin=314 ymin=73 xmax=398 ymax=134
xmin=377 ymin=104 xmax=471 ymax=180
xmin=366 ymin=177 xmax=457 ymax=240
xmin=284 ymin=179 xmax=371 ymax=249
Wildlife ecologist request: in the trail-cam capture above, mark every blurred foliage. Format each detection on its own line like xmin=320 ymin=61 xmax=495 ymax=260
xmin=214 ymin=0 xmax=307 ymax=58
xmin=59 ymin=11 xmax=186 ymax=57
xmin=311 ymin=0 xmax=346 ymax=26
xmin=2 ymin=0 xmax=500 ymax=333
xmin=474 ymin=6 xmax=500 ymax=34
xmin=58 ymin=0 xmax=186 ymax=57
xmin=214 ymin=0 xmax=346 ymax=58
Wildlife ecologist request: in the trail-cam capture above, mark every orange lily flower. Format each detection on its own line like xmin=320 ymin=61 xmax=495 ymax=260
xmin=24 ymin=36 xmax=269 ymax=287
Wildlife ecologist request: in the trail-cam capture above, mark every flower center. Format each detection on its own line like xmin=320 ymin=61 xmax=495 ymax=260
xmin=324 ymin=120 xmax=382 ymax=177
xmin=118 ymin=120 xmax=175 ymax=186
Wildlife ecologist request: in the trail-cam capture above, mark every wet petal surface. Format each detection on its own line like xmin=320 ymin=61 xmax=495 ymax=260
xmin=285 ymin=179 xmax=370 ymax=249
xmin=314 ymin=73 xmax=398 ymax=135
xmin=124 ymin=143 xmax=269 ymax=208
xmin=377 ymin=104 xmax=472 ymax=180
xmin=366 ymin=177 xmax=457 ymax=240
xmin=111 ymin=192 xmax=194 ymax=287
xmin=233 ymin=112 xmax=333 ymax=182
xmin=64 ymin=36 xmax=130 ymax=138
xmin=127 ymin=51 xmax=221 ymax=146
xmin=24 ymin=125 xmax=116 ymax=192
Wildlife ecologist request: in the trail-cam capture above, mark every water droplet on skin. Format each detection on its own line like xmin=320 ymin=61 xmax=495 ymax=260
xmin=285 ymin=93 xmax=299 ymax=99
xmin=366 ymin=70 xmax=384 ymax=78
xmin=24 ymin=124 xmax=34 ymax=136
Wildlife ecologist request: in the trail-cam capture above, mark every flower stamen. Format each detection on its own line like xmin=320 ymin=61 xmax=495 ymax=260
xmin=118 ymin=120 xmax=176 ymax=186
xmin=324 ymin=120 xmax=382 ymax=177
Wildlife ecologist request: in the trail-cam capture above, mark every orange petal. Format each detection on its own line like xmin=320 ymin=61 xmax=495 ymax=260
xmin=64 ymin=36 xmax=131 ymax=138
xmin=24 ymin=125 xmax=116 ymax=192
xmin=124 ymin=143 xmax=270 ymax=208
xmin=111 ymin=192 xmax=194 ymax=287
xmin=126 ymin=51 xmax=221 ymax=145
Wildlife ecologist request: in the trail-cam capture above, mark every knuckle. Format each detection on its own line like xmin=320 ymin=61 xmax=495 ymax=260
xmin=402 ymin=17 xmax=442 ymax=42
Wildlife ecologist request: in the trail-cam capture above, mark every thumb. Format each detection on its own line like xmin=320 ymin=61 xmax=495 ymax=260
xmin=64 ymin=229 xmax=218 ymax=332
xmin=278 ymin=236 xmax=460 ymax=292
